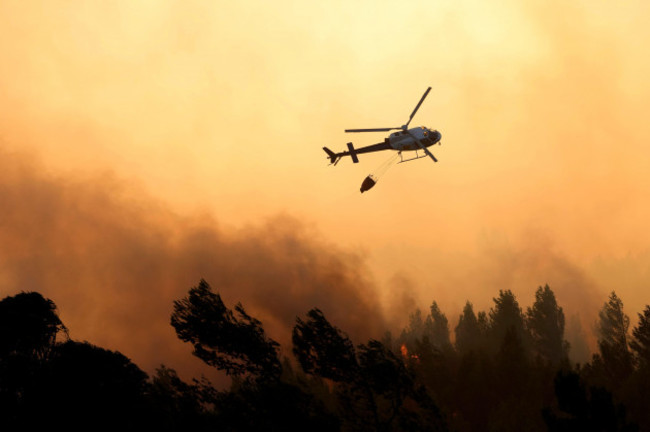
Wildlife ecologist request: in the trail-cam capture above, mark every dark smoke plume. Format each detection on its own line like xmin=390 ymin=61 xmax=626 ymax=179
xmin=0 ymin=147 xmax=385 ymax=379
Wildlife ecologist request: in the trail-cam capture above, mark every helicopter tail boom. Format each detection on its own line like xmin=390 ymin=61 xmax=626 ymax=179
xmin=323 ymin=147 xmax=340 ymax=165
xmin=324 ymin=142 xmax=394 ymax=165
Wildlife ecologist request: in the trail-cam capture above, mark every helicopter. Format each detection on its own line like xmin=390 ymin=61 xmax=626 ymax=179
xmin=323 ymin=87 xmax=442 ymax=166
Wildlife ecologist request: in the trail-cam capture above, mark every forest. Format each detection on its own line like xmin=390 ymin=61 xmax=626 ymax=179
xmin=1 ymin=281 xmax=649 ymax=431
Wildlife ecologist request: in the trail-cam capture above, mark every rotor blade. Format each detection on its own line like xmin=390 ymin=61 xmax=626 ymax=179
xmin=404 ymin=86 xmax=432 ymax=129
xmin=345 ymin=127 xmax=399 ymax=133
xmin=422 ymin=147 xmax=437 ymax=162
xmin=415 ymin=139 xmax=438 ymax=162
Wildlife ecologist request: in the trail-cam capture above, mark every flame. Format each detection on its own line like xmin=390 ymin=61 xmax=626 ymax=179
xmin=400 ymin=343 xmax=420 ymax=363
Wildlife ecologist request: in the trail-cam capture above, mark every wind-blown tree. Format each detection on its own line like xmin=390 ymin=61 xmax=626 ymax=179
xmin=293 ymin=308 xmax=446 ymax=432
xmin=455 ymin=301 xmax=483 ymax=355
xmin=292 ymin=308 xmax=358 ymax=383
xmin=596 ymin=291 xmax=633 ymax=383
xmin=356 ymin=341 xmax=413 ymax=430
xmin=293 ymin=308 xmax=378 ymax=428
xmin=171 ymin=279 xmax=281 ymax=381
xmin=172 ymin=282 xmax=337 ymax=431
xmin=526 ymin=285 xmax=569 ymax=365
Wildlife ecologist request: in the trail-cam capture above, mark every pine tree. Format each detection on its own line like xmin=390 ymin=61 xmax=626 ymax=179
xmin=455 ymin=301 xmax=483 ymax=355
xmin=596 ymin=291 xmax=633 ymax=382
xmin=427 ymin=301 xmax=453 ymax=354
xmin=526 ymin=285 xmax=569 ymax=365
xmin=630 ymin=305 xmax=650 ymax=370
xmin=488 ymin=290 xmax=529 ymax=357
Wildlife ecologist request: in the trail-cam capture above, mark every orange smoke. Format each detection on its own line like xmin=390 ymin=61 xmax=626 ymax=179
xmin=0 ymin=148 xmax=386 ymax=380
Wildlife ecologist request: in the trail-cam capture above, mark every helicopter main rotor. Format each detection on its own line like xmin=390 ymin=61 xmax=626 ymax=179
xmin=344 ymin=86 xmax=432 ymax=133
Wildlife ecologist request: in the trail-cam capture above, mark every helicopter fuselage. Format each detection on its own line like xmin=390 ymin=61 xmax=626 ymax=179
xmin=388 ymin=126 xmax=441 ymax=151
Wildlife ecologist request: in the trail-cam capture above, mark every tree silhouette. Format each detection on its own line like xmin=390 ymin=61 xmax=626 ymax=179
xmin=292 ymin=308 xmax=358 ymax=383
xmin=488 ymin=290 xmax=529 ymax=357
xmin=212 ymin=374 xmax=340 ymax=432
xmin=626 ymin=305 xmax=650 ymax=430
xmin=543 ymin=370 xmax=637 ymax=432
xmin=453 ymin=347 xmax=494 ymax=430
xmin=455 ymin=301 xmax=483 ymax=355
xmin=172 ymin=283 xmax=340 ymax=431
xmin=399 ymin=308 xmax=426 ymax=354
xmin=147 ymin=366 xmax=214 ymax=431
xmin=3 ymin=282 xmax=650 ymax=431
xmin=0 ymin=291 xmax=67 ymax=361
xmin=526 ymin=285 xmax=569 ymax=365
xmin=596 ymin=292 xmax=633 ymax=383
xmin=495 ymin=325 xmax=529 ymax=396
xmin=0 ymin=292 xmax=68 ymax=428
xmin=171 ymin=279 xmax=281 ymax=381
xmin=27 ymin=341 xmax=150 ymax=430
xmin=293 ymin=308 xmax=446 ymax=431
xmin=630 ymin=305 xmax=650 ymax=370
xmin=427 ymin=301 xmax=453 ymax=354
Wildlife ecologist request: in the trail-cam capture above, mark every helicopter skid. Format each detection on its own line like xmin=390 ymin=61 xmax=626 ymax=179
xmin=397 ymin=150 xmax=432 ymax=163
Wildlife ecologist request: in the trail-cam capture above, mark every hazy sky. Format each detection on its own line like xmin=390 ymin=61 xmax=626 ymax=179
xmin=1 ymin=1 xmax=650 ymax=378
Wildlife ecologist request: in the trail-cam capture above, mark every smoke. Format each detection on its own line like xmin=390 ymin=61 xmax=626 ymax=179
xmin=2 ymin=142 xmax=646 ymax=380
xmin=2 ymin=0 xmax=649 ymax=380
xmin=0 ymin=147 xmax=385 ymax=380
xmin=371 ymin=229 xmax=607 ymax=359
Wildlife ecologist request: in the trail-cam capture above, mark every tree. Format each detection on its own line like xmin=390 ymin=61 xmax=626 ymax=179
xmin=293 ymin=309 xmax=447 ymax=432
xmin=478 ymin=311 xmax=489 ymax=335
xmin=630 ymin=305 xmax=650 ymax=370
xmin=358 ymin=340 xmax=446 ymax=431
xmin=399 ymin=309 xmax=425 ymax=353
xmin=17 ymin=341 xmax=150 ymax=430
xmin=148 ymin=366 xmax=214 ymax=431
xmin=292 ymin=308 xmax=358 ymax=383
xmin=171 ymin=279 xmax=281 ymax=381
xmin=0 ymin=291 xmax=67 ymax=361
xmin=455 ymin=301 xmax=483 ymax=355
xmin=526 ymin=285 xmax=569 ymax=365
xmin=426 ymin=301 xmax=453 ymax=354
xmin=596 ymin=292 xmax=633 ymax=382
xmin=0 ymin=292 xmax=68 ymax=427
xmin=488 ymin=290 xmax=529 ymax=357
xmin=543 ymin=370 xmax=637 ymax=432
xmin=495 ymin=325 xmax=529 ymax=397
xmin=626 ymin=305 xmax=650 ymax=430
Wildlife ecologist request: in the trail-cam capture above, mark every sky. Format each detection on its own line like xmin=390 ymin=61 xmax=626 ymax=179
xmin=1 ymin=0 xmax=650 ymax=379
